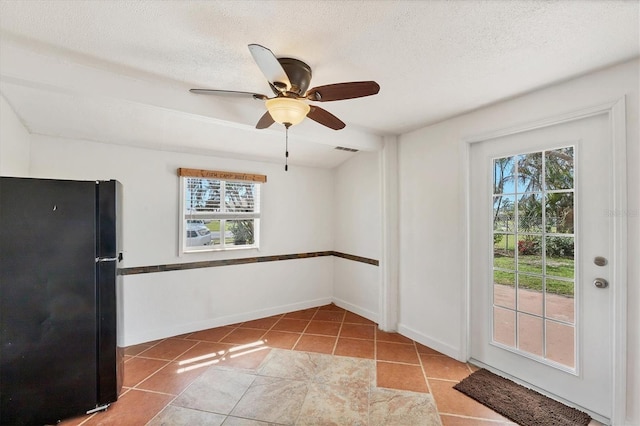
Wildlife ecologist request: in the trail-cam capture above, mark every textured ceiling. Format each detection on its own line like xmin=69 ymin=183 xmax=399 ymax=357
xmin=0 ymin=0 xmax=638 ymax=167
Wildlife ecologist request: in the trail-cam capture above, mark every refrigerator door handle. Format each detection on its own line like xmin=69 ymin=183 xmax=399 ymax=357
xmin=95 ymin=257 xmax=118 ymax=263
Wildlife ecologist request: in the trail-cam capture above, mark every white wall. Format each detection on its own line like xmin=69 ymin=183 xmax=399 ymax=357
xmin=398 ymin=59 xmax=639 ymax=424
xmin=332 ymin=150 xmax=381 ymax=321
xmin=29 ymin=136 xmax=335 ymax=345
xmin=0 ymin=94 xmax=30 ymax=176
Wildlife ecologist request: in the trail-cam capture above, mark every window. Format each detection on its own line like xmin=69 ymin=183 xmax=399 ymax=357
xmin=178 ymin=168 xmax=266 ymax=253
xmin=492 ymin=146 xmax=576 ymax=369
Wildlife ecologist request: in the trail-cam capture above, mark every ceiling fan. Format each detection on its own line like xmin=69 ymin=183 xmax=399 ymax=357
xmin=189 ymin=44 xmax=380 ymax=130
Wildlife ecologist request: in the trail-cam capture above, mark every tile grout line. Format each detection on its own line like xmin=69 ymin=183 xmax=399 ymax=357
xmin=291 ymin=308 xmax=318 ymax=349
xmin=370 ymin=322 xmax=379 ymax=426
xmin=248 ymin=313 xmax=284 ymax=348
xmin=416 ymin=341 xmax=435 ymax=394
xmin=330 ymin=311 xmax=346 ymax=355
xmin=126 ymin=360 xmax=172 ymax=389
xmin=219 ymin=365 xmax=261 ymax=425
xmin=129 ymin=338 xmax=200 ymax=394
xmin=135 ymin=339 xmax=200 ymax=363
xmin=438 ymin=412 xmax=516 ymax=424
xmin=415 ymin=341 xmax=444 ymax=424
xmin=132 ymin=339 xmax=202 ymax=393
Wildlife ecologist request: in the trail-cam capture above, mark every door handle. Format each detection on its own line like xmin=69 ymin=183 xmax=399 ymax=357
xmin=593 ymin=278 xmax=609 ymax=288
xmin=95 ymin=257 xmax=118 ymax=263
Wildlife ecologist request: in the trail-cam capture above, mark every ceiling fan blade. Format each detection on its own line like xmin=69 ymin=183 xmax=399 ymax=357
xmin=189 ymin=89 xmax=267 ymax=100
xmin=255 ymin=111 xmax=275 ymax=129
xmin=306 ymin=81 xmax=380 ymax=102
xmin=248 ymin=44 xmax=291 ymax=92
xmin=307 ymin=106 xmax=345 ymax=130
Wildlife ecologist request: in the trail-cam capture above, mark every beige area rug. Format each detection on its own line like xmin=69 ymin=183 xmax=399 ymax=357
xmin=454 ymin=368 xmax=591 ymax=426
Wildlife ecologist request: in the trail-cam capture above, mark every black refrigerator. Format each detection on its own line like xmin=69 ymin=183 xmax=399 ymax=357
xmin=0 ymin=177 xmax=123 ymax=425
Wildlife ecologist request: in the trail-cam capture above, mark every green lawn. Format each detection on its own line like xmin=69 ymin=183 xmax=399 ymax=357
xmin=493 ymin=255 xmax=574 ymax=296
xmin=494 ymin=233 xmax=517 ymax=251
xmin=206 ymin=221 xmax=237 ymax=232
xmin=205 ymin=220 xmax=238 ymax=244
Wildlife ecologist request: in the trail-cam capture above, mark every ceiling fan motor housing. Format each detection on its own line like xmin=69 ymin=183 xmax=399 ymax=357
xmin=278 ymin=58 xmax=312 ymax=96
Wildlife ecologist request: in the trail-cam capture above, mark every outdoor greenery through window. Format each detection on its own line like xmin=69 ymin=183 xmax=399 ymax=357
xmin=492 ymin=146 xmax=576 ymax=370
xmin=178 ymin=168 xmax=265 ymax=252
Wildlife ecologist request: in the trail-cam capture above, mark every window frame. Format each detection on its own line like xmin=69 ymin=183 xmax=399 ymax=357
xmin=178 ymin=168 xmax=266 ymax=254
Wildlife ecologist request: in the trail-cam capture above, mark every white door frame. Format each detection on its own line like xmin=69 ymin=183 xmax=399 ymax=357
xmin=460 ymin=97 xmax=627 ymax=424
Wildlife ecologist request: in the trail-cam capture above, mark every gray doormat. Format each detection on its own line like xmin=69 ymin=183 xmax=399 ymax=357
xmin=454 ymin=368 xmax=592 ymax=426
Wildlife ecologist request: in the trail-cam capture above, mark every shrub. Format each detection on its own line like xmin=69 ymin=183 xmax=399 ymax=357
xmin=546 ymin=236 xmax=574 ymax=257
xmin=518 ymin=238 xmax=540 ymax=255
xmin=229 ymin=220 xmax=254 ymax=245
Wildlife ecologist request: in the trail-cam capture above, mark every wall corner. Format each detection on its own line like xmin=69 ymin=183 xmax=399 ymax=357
xmin=379 ymin=135 xmax=399 ymax=331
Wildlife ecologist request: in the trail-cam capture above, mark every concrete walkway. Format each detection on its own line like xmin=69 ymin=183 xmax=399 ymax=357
xmin=493 ymin=284 xmax=575 ymax=368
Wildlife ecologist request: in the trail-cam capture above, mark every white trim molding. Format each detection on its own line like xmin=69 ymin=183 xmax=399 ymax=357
xmin=461 ymin=98 xmax=628 ymax=425
xmin=609 ymin=97 xmax=627 ymax=425
xmin=379 ymin=135 xmax=400 ymax=332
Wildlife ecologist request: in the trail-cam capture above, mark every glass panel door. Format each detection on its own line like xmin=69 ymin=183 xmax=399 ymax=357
xmin=469 ymin=111 xmax=615 ymax=421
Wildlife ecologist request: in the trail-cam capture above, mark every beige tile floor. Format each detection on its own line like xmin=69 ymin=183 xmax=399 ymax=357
xmin=57 ymin=303 xmax=591 ymax=425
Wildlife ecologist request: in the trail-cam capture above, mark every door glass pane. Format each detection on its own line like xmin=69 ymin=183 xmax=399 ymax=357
xmin=545 ymin=279 xmax=575 ymax=323
xmin=518 ymin=193 xmax=542 ymax=232
xmin=494 ymin=234 xmax=515 ymax=269
xmin=545 ymin=147 xmax=574 ymax=190
xmin=518 ymin=313 xmax=543 ymax=356
xmin=493 ymin=195 xmax=515 ymax=232
xmin=546 ymin=192 xmax=574 ymax=233
xmin=494 ymin=307 xmax=515 ymax=347
xmin=517 ymin=275 xmax=543 ymax=316
xmin=546 ymin=320 xmax=575 ymax=368
xmin=545 ymin=236 xmax=575 ymax=279
xmin=517 ymin=152 xmax=543 ymax=193
xmin=491 ymin=146 xmax=576 ymax=370
xmin=517 ymin=236 xmax=542 ymax=274
xmin=494 ymin=271 xmax=515 ymax=309
xmin=494 ymin=156 xmax=516 ymax=194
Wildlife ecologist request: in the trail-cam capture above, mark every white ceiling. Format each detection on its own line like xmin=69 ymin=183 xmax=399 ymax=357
xmin=0 ymin=0 xmax=638 ymax=168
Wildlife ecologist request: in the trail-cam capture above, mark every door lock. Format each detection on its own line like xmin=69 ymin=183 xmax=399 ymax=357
xmin=594 ymin=256 xmax=607 ymax=266
xmin=593 ymin=278 xmax=609 ymax=289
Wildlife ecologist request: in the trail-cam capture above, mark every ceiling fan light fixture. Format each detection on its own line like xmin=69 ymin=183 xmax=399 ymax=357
xmin=265 ymin=97 xmax=310 ymax=126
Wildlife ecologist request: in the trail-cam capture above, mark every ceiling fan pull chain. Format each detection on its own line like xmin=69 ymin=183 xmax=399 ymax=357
xmin=285 ymin=123 xmax=290 ymax=171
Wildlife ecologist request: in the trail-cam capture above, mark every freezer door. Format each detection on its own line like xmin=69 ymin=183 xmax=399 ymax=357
xmin=0 ymin=177 xmax=98 ymax=424
xmin=96 ymin=180 xmax=119 ymax=259
xmin=96 ymin=180 xmax=123 ymax=404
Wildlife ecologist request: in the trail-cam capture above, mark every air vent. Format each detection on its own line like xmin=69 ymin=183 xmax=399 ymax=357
xmin=335 ymin=146 xmax=359 ymax=152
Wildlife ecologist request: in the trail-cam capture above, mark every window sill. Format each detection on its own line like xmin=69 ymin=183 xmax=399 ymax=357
xmin=182 ymin=245 xmax=260 ymax=255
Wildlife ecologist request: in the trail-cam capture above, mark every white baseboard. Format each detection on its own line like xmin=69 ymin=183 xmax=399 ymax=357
xmin=122 ymin=296 xmax=333 ymax=346
xmin=331 ymin=297 xmax=379 ymax=325
xmin=397 ymin=322 xmax=462 ymax=361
